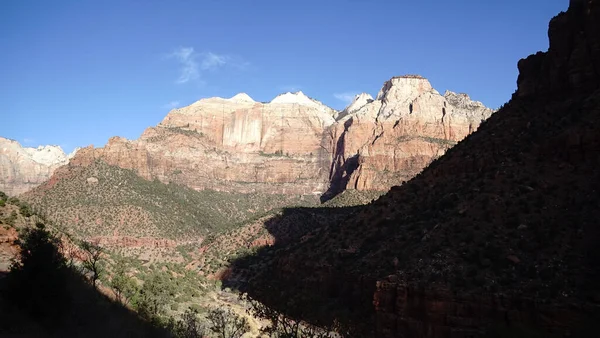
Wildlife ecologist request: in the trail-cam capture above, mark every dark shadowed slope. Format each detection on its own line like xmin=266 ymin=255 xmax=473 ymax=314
xmin=224 ymin=1 xmax=600 ymax=337
xmin=0 ymin=224 xmax=170 ymax=338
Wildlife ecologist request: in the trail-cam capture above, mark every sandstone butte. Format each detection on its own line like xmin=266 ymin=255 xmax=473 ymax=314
xmin=23 ymin=76 xmax=492 ymax=198
xmin=0 ymin=137 xmax=79 ymax=196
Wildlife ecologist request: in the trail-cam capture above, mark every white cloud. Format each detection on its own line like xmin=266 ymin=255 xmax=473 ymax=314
xmin=168 ymin=47 xmax=248 ymax=84
xmin=170 ymin=47 xmax=199 ymax=84
xmin=22 ymin=138 xmax=35 ymax=145
xmin=334 ymin=92 xmax=359 ymax=104
xmin=201 ymin=52 xmax=227 ymax=70
xmin=162 ymin=101 xmax=180 ymax=110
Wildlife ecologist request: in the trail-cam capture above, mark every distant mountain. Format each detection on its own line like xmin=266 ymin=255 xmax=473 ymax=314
xmin=0 ymin=137 xmax=79 ymax=196
xmin=31 ymin=76 xmax=492 ymax=202
xmin=224 ymin=1 xmax=600 ymax=337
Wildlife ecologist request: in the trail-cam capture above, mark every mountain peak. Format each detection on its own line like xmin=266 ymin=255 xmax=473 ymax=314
xmin=342 ymin=93 xmax=374 ymax=116
xmin=229 ymin=93 xmax=255 ymax=102
xmin=270 ymin=91 xmax=312 ymax=105
xmin=376 ymin=75 xmax=434 ymax=102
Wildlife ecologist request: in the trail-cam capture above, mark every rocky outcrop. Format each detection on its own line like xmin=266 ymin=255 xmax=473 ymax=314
xmin=89 ymin=236 xmax=180 ymax=248
xmin=517 ymin=0 xmax=600 ymax=98
xmin=373 ymin=279 xmax=590 ymax=338
xmin=0 ymin=137 xmax=79 ymax=196
xmin=328 ymin=76 xmax=493 ymax=194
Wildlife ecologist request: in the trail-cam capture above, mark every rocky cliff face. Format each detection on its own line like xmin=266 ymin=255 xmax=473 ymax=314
xmin=0 ymin=137 xmax=78 ymax=196
xmin=68 ymin=92 xmax=337 ymax=195
xmin=63 ymin=80 xmax=492 ymax=198
xmin=328 ymin=75 xmax=493 ymax=195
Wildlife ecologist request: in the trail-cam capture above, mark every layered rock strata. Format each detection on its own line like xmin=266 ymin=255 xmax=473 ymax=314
xmin=63 ymin=81 xmax=492 ymax=197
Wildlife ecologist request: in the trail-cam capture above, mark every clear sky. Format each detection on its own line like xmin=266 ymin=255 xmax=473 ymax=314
xmin=1 ymin=0 xmax=566 ymax=153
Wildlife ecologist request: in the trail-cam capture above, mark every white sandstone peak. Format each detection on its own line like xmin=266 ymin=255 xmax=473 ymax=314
xmin=270 ymin=91 xmax=315 ymax=105
xmin=269 ymin=91 xmax=338 ymax=123
xmin=229 ymin=93 xmax=255 ymax=102
xmin=0 ymin=137 xmax=72 ymax=166
xmin=344 ymin=93 xmax=374 ymax=115
xmin=376 ymin=75 xmax=433 ymax=101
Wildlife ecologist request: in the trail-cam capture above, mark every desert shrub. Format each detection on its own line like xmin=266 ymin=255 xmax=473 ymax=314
xmin=173 ymin=308 xmax=206 ymax=338
xmin=19 ymin=203 xmax=32 ymax=217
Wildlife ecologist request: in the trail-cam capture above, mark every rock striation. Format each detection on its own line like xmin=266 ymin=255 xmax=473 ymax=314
xmin=68 ymin=92 xmax=338 ymax=195
xmin=0 ymin=137 xmax=79 ymax=195
xmin=61 ymin=80 xmax=492 ymax=198
xmin=327 ymin=76 xmax=493 ymax=195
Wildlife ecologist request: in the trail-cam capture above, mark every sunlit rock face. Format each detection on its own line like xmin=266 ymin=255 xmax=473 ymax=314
xmin=328 ymin=75 xmax=493 ymax=194
xmin=67 ymin=92 xmax=338 ymax=195
xmin=8 ymin=77 xmax=492 ymax=196
xmin=0 ymin=137 xmax=79 ymax=195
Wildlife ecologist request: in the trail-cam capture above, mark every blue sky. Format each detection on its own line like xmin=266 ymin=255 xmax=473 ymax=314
xmin=1 ymin=0 xmax=566 ymax=153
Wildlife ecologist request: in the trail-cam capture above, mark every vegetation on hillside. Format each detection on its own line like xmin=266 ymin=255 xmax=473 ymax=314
xmin=1 ymin=221 xmax=323 ymax=338
xmin=22 ymin=160 xmax=318 ymax=239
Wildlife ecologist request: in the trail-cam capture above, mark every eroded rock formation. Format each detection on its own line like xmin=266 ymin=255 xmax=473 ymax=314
xmin=0 ymin=137 xmax=79 ymax=195
xmin=62 ymin=80 xmax=492 ymax=197
xmin=328 ymin=76 xmax=493 ymax=194
xmin=68 ymin=92 xmax=337 ymax=195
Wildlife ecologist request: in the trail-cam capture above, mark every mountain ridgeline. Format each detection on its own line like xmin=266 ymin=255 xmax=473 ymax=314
xmin=42 ymin=76 xmax=492 ymax=201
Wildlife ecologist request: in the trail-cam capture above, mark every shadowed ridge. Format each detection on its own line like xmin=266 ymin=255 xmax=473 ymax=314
xmin=0 ymin=224 xmax=170 ymax=338
xmin=223 ymin=2 xmax=600 ymax=337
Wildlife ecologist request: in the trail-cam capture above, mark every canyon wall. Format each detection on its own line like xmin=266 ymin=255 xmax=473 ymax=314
xmin=328 ymin=76 xmax=493 ymax=195
xmin=58 ymin=79 xmax=492 ymax=197
xmin=2 ymin=78 xmax=493 ymax=197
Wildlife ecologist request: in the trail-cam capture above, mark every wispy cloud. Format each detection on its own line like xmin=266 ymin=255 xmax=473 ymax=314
xmin=168 ymin=47 xmax=249 ymax=84
xmin=279 ymin=85 xmax=302 ymax=92
xmin=201 ymin=52 xmax=227 ymax=70
xmin=162 ymin=101 xmax=180 ymax=110
xmin=334 ymin=92 xmax=359 ymax=104
xmin=22 ymin=138 xmax=35 ymax=145
xmin=170 ymin=47 xmax=198 ymax=84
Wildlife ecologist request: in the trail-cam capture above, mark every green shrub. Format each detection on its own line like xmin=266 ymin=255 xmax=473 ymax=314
xmin=20 ymin=203 xmax=32 ymax=217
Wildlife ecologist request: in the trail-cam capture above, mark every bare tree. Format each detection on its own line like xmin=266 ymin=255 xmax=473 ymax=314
xmin=207 ymin=308 xmax=249 ymax=338
xmin=246 ymin=295 xmax=335 ymax=338
xmin=80 ymin=240 xmax=103 ymax=288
